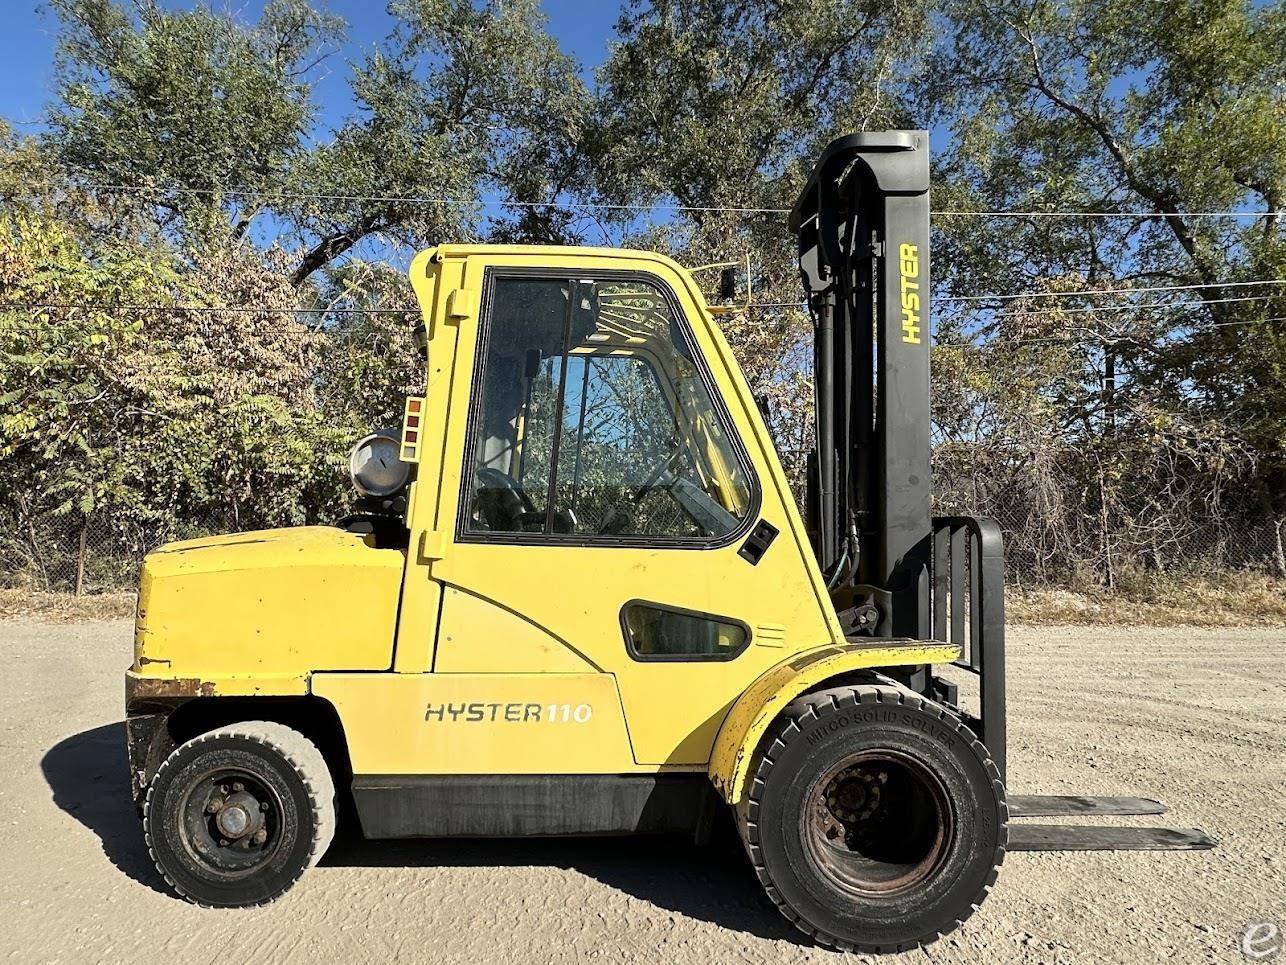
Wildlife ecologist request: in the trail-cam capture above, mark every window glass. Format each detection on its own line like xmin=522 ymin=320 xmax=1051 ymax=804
xmin=464 ymin=274 xmax=755 ymax=540
xmin=622 ymin=603 xmax=749 ymax=660
xmin=466 ymin=278 xmax=566 ymax=533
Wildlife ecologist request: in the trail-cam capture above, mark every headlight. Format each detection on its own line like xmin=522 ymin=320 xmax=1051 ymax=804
xmin=349 ymin=430 xmax=411 ymax=497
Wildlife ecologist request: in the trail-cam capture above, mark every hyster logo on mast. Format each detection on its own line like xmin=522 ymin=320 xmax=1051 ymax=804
xmin=899 ymin=243 xmax=922 ymax=345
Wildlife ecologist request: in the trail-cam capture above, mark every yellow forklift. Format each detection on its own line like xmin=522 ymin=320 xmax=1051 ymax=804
xmin=125 ymin=132 xmax=1211 ymax=952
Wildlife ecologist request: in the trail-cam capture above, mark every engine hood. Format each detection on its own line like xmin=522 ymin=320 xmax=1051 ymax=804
xmin=133 ymin=526 xmax=405 ymax=682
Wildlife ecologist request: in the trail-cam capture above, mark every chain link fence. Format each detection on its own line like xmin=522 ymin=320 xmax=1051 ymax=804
xmin=1 ymin=513 xmax=190 ymax=595
xmin=3 ymin=468 xmax=1282 ymax=595
xmin=936 ymin=485 xmax=1285 ymax=587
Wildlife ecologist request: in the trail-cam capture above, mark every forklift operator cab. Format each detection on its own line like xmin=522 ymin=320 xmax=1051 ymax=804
xmin=381 ymin=246 xmax=846 ymax=774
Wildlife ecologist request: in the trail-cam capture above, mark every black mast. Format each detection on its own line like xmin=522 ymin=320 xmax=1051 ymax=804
xmin=790 ymin=131 xmax=932 ymax=639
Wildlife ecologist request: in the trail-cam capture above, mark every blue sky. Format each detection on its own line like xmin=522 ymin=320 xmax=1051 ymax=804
xmin=0 ymin=0 xmax=622 ymax=133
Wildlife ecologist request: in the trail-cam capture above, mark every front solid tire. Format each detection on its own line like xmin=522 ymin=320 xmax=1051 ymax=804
xmin=144 ymin=721 xmax=336 ymax=907
xmin=745 ymin=685 xmax=1007 ymax=953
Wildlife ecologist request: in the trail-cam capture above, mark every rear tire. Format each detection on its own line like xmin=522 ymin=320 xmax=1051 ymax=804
xmin=144 ymin=721 xmax=336 ymax=907
xmin=744 ymin=685 xmax=1006 ymax=953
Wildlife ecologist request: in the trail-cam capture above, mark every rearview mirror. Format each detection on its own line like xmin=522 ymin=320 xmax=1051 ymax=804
xmin=691 ymin=254 xmax=753 ymax=314
xmin=718 ymin=266 xmax=738 ymax=301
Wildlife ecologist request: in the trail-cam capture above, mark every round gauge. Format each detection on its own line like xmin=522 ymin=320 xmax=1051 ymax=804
xmin=349 ymin=431 xmax=410 ymax=497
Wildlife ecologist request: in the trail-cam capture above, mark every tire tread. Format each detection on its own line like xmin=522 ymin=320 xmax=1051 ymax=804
xmin=143 ymin=720 xmax=336 ymax=907
xmin=745 ymin=684 xmax=1008 ymax=953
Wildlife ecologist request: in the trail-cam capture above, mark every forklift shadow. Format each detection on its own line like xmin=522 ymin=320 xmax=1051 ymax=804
xmin=320 ymin=829 xmax=801 ymax=943
xmin=42 ymin=722 xmax=802 ymax=944
xmin=40 ymin=721 xmax=170 ymax=896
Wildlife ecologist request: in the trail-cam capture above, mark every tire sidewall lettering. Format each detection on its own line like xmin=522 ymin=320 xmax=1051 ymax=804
xmin=804 ymin=706 xmax=957 ymax=750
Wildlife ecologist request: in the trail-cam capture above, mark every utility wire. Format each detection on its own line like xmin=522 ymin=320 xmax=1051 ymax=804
xmin=741 ymin=292 xmax=1282 ymax=313
xmin=29 ymin=182 xmax=1285 ymax=220
xmin=7 ymin=292 xmax=1280 ymax=316
xmin=999 ymin=293 xmax=1282 ymax=314
xmin=940 ymin=279 xmax=1286 ymax=302
xmin=5 ymin=303 xmax=1277 ymax=357
xmin=932 ymin=209 xmax=1279 ymax=219
xmin=1193 ymin=314 xmax=1286 ymax=330
xmin=55 ymin=183 xmax=791 ymax=215
xmin=0 ymin=302 xmax=416 ymax=314
xmin=955 ymin=314 xmax=1285 ymax=349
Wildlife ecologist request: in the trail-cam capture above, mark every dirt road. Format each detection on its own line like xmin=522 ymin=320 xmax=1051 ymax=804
xmin=1 ymin=619 xmax=1282 ymax=963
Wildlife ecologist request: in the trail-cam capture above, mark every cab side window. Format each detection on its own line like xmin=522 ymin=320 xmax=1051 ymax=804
xmin=462 ymin=274 xmax=756 ymax=541
xmin=621 ymin=602 xmax=750 ymax=661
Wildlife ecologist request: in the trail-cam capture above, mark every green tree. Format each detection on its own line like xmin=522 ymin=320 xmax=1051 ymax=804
xmin=43 ymin=0 xmax=590 ymax=287
xmin=46 ymin=0 xmax=340 ymax=237
xmin=591 ymin=0 xmax=928 ymax=212
xmin=284 ymin=0 xmax=589 ymax=283
xmin=925 ymin=0 xmax=1286 ymax=574
xmin=0 ymin=128 xmax=355 ymax=587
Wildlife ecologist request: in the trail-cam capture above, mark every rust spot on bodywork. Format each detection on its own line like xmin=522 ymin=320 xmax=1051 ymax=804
xmin=127 ymin=675 xmax=216 ymax=703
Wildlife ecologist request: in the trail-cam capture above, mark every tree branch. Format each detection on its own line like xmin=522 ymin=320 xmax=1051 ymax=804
xmin=1016 ymin=26 xmax=1217 ymax=288
xmin=289 ymin=209 xmax=386 ymax=287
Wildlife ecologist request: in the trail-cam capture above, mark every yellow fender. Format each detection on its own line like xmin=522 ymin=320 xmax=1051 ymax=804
xmin=707 ymin=641 xmax=960 ymax=805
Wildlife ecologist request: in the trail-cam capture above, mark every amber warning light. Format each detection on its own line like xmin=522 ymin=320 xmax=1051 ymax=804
xmin=401 ymin=397 xmax=426 ymax=462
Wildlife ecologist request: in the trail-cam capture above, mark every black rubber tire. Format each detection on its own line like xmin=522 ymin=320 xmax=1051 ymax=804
xmin=745 ymin=685 xmax=1007 ymax=953
xmin=144 ymin=721 xmax=336 ymax=907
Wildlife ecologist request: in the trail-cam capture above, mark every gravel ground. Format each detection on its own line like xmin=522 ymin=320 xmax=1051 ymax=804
xmin=1 ymin=619 xmax=1282 ymax=964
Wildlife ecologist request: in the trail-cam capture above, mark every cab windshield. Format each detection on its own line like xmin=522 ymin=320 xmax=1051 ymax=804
xmin=464 ymin=275 xmax=755 ymax=540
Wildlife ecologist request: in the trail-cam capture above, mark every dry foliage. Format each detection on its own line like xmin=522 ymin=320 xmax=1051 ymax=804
xmin=1007 ymin=573 xmax=1286 ymax=628
xmin=0 ymin=588 xmax=136 ymax=622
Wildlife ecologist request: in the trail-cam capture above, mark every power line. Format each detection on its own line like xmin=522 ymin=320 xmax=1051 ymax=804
xmin=1199 ymin=313 xmax=1286 ymax=330
xmin=954 ymin=314 xmax=1284 ymax=349
xmin=743 ymin=292 xmax=1281 ymax=313
xmin=33 ymin=182 xmax=1285 ymax=220
xmin=0 ymin=302 xmax=416 ymax=315
xmin=5 ymin=301 xmax=1278 ymax=355
xmin=999 ymin=293 xmax=1282 ymax=314
xmin=9 ymin=294 xmax=1280 ymax=325
xmin=65 ymin=183 xmax=792 ymax=215
xmin=933 ymin=209 xmax=1279 ymax=219
xmin=940 ymin=279 xmax=1286 ymax=303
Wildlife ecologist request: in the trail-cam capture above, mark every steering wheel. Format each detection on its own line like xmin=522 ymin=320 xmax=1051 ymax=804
xmin=475 ymin=467 xmax=537 ymax=531
xmin=596 ymin=449 xmax=683 ymax=535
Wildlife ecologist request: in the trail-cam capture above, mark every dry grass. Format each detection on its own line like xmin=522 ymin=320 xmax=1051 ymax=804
xmin=2 ymin=574 xmax=1282 ymax=628
xmin=1008 ymin=571 xmax=1286 ymax=627
xmin=0 ymin=588 xmax=137 ymax=623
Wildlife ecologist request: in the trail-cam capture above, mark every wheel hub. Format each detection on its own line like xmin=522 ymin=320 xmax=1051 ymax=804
xmin=213 ymin=790 xmax=263 ymax=840
xmin=180 ymin=770 xmax=280 ymax=876
xmin=824 ymin=766 xmax=883 ymax=824
xmin=805 ymin=749 xmax=954 ymax=898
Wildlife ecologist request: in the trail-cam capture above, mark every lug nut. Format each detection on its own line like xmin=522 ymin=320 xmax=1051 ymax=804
xmin=232 ymin=782 xmax=244 ymax=792
xmin=252 ymin=829 xmax=268 ymax=845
